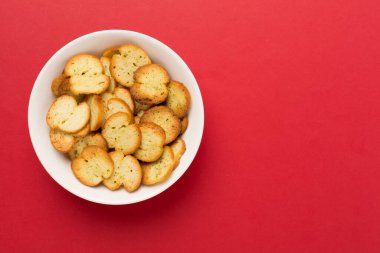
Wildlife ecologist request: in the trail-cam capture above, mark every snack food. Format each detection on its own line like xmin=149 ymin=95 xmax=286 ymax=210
xmin=140 ymin=106 xmax=181 ymax=144
xmin=46 ymin=95 xmax=90 ymax=133
xmin=130 ymin=64 xmax=170 ymax=105
xmin=100 ymin=56 xmax=116 ymax=92
xmin=102 ymin=112 xmax=141 ymax=155
xmin=103 ymin=151 xmax=142 ymax=192
xmin=166 ymin=81 xmax=191 ymax=118
xmin=170 ymin=138 xmax=186 ymax=168
xmin=46 ymin=43 xmax=191 ymax=191
xmin=68 ymin=134 xmax=108 ymax=160
xmin=86 ymin=95 xmax=104 ymax=131
xmin=134 ymin=122 xmax=165 ymax=162
xmin=142 ymin=146 xmax=175 ymax=185
xmin=49 ymin=129 xmax=75 ymax=153
xmin=110 ymin=44 xmax=151 ymax=87
xmin=64 ymin=54 xmax=109 ymax=95
xmin=71 ymin=146 xmax=114 ymax=187
xmin=104 ymin=98 xmax=133 ymax=121
xmin=181 ymin=116 xmax=189 ymax=134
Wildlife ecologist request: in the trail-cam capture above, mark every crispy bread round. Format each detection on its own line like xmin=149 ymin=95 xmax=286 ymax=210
xmin=104 ymin=151 xmax=142 ymax=192
xmin=86 ymin=95 xmax=104 ymax=131
xmin=114 ymin=87 xmax=134 ymax=113
xmin=46 ymin=95 xmax=90 ymax=133
xmin=110 ymin=44 xmax=151 ymax=87
xmin=134 ymin=122 xmax=165 ymax=162
xmin=68 ymin=134 xmax=108 ymax=160
xmin=64 ymin=54 xmax=109 ymax=95
xmin=130 ymin=64 xmax=170 ymax=105
xmin=49 ymin=129 xmax=75 ymax=153
xmin=102 ymin=112 xmax=141 ymax=155
xmin=166 ymin=80 xmax=191 ymax=118
xmin=71 ymin=146 xmax=114 ymax=186
xmin=142 ymin=146 xmax=175 ymax=185
xmin=104 ymin=98 xmax=133 ymax=122
xmin=170 ymin=138 xmax=186 ymax=169
xmin=140 ymin=106 xmax=181 ymax=144
xmin=181 ymin=116 xmax=189 ymax=134
xmin=100 ymin=56 xmax=116 ymax=92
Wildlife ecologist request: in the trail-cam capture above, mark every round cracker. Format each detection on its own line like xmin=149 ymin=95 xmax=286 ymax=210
xmin=49 ymin=129 xmax=75 ymax=153
xmin=102 ymin=112 xmax=141 ymax=155
xmin=134 ymin=122 xmax=165 ymax=162
xmin=71 ymin=146 xmax=114 ymax=187
xmin=166 ymin=80 xmax=191 ymax=118
xmin=130 ymin=64 xmax=170 ymax=105
xmin=140 ymin=106 xmax=181 ymax=144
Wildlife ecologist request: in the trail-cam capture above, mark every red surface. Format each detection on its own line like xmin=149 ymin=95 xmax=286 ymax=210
xmin=1 ymin=0 xmax=380 ymax=252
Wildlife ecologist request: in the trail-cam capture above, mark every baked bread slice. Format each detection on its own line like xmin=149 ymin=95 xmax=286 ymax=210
xmin=114 ymin=87 xmax=134 ymax=113
xmin=104 ymin=98 xmax=133 ymax=122
xmin=103 ymin=151 xmax=142 ymax=192
xmin=170 ymin=138 xmax=186 ymax=168
xmin=73 ymin=123 xmax=90 ymax=137
xmin=101 ymin=92 xmax=116 ymax=107
xmin=134 ymin=122 xmax=165 ymax=162
xmin=102 ymin=46 xmax=119 ymax=58
xmin=51 ymin=74 xmax=84 ymax=101
xmin=142 ymin=146 xmax=175 ymax=185
xmin=102 ymin=112 xmax=141 ymax=155
xmin=134 ymin=101 xmax=151 ymax=115
xmin=130 ymin=64 xmax=170 ymax=105
xmin=140 ymin=106 xmax=181 ymax=144
xmin=86 ymin=95 xmax=104 ymax=131
xmin=101 ymin=92 xmax=115 ymax=124
xmin=181 ymin=116 xmax=188 ymax=134
xmin=68 ymin=133 xmax=108 ymax=160
xmin=49 ymin=129 xmax=75 ymax=153
xmin=64 ymin=54 xmax=109 ymax=95
xmin=46 ymin=95 xmax=90 ymax=133
xmin=166 ymin=81 xmax=191 ymax=118
xmin=100 ymin=56 xmax=116 ymax=92
xmin=71 ymin=146 xmax=114 ymax=186
xmin=51 ymin=74 xmax=67 ymax=96
xmin=110 ymin=44 xmax=151 ymax=87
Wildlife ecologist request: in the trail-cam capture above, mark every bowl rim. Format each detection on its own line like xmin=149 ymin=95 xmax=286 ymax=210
xmin=28 ymin=29 xmax=204 ymax=205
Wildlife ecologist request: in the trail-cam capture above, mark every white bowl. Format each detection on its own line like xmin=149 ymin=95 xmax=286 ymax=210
xmin=28 ymin=30 xmax=204 ymax=205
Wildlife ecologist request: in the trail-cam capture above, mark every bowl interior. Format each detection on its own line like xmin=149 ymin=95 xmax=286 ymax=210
xmin=28 ymin=30 xmax=204 ymax=205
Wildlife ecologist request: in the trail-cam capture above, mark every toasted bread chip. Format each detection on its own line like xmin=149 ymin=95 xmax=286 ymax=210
xmin=171 ymin=138 xmax=186 ymax=168
xmin=181 ymin=116 xmax=189 ymax=134
xmin=68 ymin=134 xmax=108 ymax=160
xmin=46 ymin=95 xmax=90 ymax=133
xmin=49 ymin=129 xmax=75 ymax=153
xmin=110 ymin=44 xmax=151 ymax=87
xmin=71 ymin=146 xmax=114 ymax=186
xmin=100 ymin=56 xmax=116 ymax=92
xmin=64 ymin=54 xmax=109 ymax=95
xmin=104 ymin=151 xmax=142 ymax=192
xmin=114 ymin=87 xmax=134 ymax=113
xmin=140 ymin=106 xmax=181 ymax=144
xmin=104 ymin=98 xmax=133 ymax=121
xmin=166 ymin=81 xmax=191 ymax=118
xmin=142 ymin=146 xmax=175 ymax=185
xmin=134 ymin=122 xmax=165 ymax=162
xmin=73 ymin=123 xmax=90 ymax=137
xmin=130 ymin=64 xmax=170 ymax=105
xmin=86 ymin=95 xmax=104 ymax=131
xmin=102 ymin=112 xmax=141 ymax=155
xmin=102 ymin=46 xmax=119 ymax=58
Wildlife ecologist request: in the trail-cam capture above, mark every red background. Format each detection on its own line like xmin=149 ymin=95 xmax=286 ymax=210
xmin=1 ymin=0 xmax=380 ymax=252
